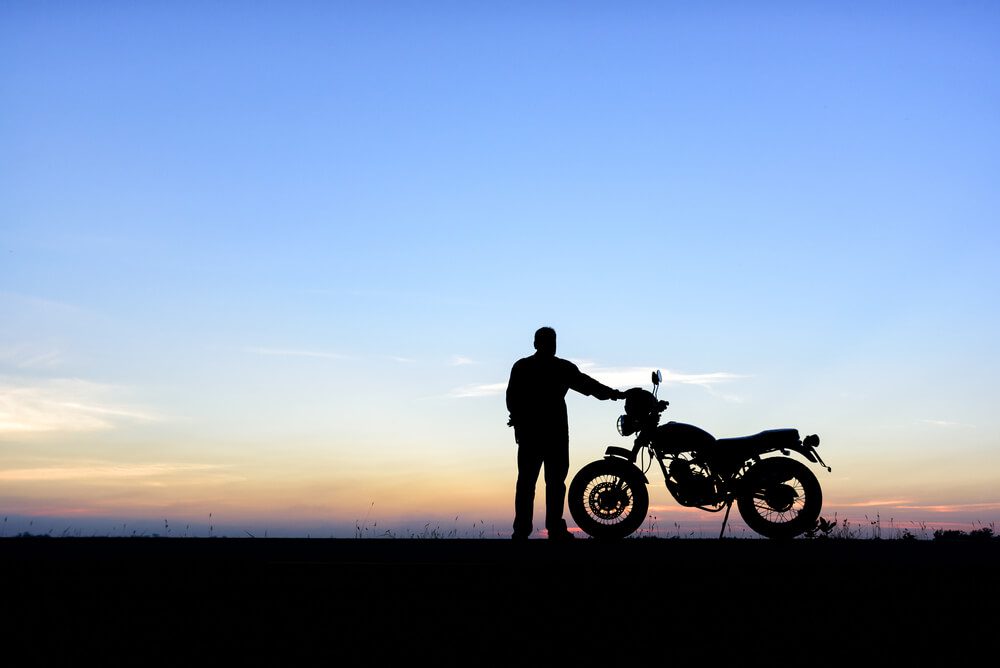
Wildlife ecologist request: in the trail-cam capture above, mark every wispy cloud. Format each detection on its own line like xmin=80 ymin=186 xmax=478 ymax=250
xmin=892 ymin=502 xmax=1000 ymax=513
xmin=0 ymin=462 xmax=228 ymax=482
xmin=0 ymin=378 xmax=158 ymax=433
xmin=918 ymin=419 xmax=973 ymax=428
xmin=0 ymin=345 xmax=64 ymax=369
xmin=575 ymin=362 xmax=746 ymax=400
xmin=0 ymin=291 xmax=87 ymax=315
xmin=836 ymin=499 xmax=915 ymax=508
xmin=450 ymin=355 xmax=476 ymax=366
xmin=243 ymin=346 xmax=352 ymax=361
xmin=647 ymin=504 xmax=707 ymax=516
xmin=448 ymin=382 xmax=508 ymax=398
xmin=385 ymin=355 xmax=417 ymax=364
xmin=827 ymin=499 xmax=1000 ymax=513
xmin=449 ymin=362 xmax=746 ymax=400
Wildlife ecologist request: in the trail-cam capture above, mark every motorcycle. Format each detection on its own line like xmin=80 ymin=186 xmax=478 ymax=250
xmin=568 ymin=371 xmax=831 ymax=539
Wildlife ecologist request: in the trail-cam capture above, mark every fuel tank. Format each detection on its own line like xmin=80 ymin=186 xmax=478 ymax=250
xmin=652 ymin=421 xmax=716 ymax=454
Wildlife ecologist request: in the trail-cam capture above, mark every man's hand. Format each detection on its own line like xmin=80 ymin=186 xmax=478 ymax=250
xmin=610 ymin=389 xmax=625 ymax=401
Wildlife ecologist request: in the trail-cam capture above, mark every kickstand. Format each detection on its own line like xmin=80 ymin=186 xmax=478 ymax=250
xmin=719 ymin=500 xmax=734 ymax=539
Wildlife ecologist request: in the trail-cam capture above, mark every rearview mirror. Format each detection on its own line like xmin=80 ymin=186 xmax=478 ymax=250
xmin=651 ymin=370 xmax=662 ymax=386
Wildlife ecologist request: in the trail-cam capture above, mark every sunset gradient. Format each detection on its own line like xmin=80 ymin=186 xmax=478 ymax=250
xmin=2 ymin=2 xmax=998 ymax=537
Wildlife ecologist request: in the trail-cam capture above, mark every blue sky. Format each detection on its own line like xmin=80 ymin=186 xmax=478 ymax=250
xmin=2 ymin=2 xmax=998 ymax=536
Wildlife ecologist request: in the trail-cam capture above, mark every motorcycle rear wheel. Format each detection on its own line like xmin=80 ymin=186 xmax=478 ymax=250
xmin=568 ymin=459 xmax=649 ymax=539
xmin=736 ymin=457 xmax=822 ymax=539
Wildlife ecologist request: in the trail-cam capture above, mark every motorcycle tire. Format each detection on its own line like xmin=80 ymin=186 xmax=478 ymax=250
xmin=736 ymin=457 xmax=822 ymax=539
xmin=568 ymin=459 xmax=649 ymax=539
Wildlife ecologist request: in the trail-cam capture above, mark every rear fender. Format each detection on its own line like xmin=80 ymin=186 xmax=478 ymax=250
xmin=748 ymin=434 xmax=830 ymax=473
xmin=746 ymin=444 xmax=819 ymax=468
xmin=786 ymin=443 xmax=819 ymax=463
xmin=798 ymin=434 xmax=831 ymax=471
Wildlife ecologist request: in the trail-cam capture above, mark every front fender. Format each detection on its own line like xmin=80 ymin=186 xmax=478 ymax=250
xmin=602 ymin=447 xmax=649 ymax=484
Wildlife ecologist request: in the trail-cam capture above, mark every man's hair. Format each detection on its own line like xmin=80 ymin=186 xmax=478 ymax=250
xmin=534 ymin=326 xmax=556 ymax=348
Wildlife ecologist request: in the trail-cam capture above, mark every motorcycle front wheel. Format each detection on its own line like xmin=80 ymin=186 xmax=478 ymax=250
xmin=736 ymin=457 xmax=822 ymax=539
xmin=568 ymin=459 xmax=649 ymax=539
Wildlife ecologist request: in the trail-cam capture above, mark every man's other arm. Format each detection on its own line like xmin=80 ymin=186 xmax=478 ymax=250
xmin=506 ymin=361 xmax=523 ymax=425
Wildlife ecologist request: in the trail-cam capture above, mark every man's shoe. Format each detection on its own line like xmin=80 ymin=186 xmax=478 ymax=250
xmin=511 ymin=533 xmax=529 ymax=541
xmin=547 ymin=530 xmax=576 ymax=541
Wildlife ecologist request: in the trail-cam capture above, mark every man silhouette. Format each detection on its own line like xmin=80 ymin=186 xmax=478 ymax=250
xmin=506 ymin=327 xmax=622 ymax=540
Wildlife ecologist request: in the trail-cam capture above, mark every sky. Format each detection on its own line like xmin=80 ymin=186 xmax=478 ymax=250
xmin=2 ymin=1 xmax=998 ymax=538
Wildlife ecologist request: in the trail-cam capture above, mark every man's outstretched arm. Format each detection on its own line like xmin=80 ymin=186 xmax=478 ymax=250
xmin=568 ymin=366 xmax=623 ymax=401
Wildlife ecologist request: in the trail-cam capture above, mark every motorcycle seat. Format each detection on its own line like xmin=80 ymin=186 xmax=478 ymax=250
xmin=715 ymin=429 xmax=800 ymax=449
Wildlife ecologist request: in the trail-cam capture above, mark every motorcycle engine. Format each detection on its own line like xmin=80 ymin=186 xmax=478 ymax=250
xmin=667 ymin=459 xmax=716 ymax=506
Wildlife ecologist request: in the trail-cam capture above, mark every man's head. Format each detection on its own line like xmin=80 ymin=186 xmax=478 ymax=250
xmin=533 ymin=326 xmax=557 ymax=356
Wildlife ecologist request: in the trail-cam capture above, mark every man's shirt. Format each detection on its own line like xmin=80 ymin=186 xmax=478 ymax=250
xmin=506 ymin=353 xmax=615 ymax=440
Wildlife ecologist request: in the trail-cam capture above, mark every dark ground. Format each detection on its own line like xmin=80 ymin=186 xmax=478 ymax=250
xmin=3 ymin=537 xmax=996 ymax=661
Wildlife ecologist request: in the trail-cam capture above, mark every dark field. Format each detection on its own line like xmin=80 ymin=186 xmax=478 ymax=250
xmin=4 ymin=537 xmax=996 ymax=660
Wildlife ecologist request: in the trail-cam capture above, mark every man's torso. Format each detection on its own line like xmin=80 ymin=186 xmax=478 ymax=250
xmin=507 ymin=354 xmax=580 ymax=439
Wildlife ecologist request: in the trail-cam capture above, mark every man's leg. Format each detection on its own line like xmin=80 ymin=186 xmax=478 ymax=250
xmin=543 ymin=439 xmax=570 ymax=535
xmin=513 ymin=440 xmax=544 ymax=538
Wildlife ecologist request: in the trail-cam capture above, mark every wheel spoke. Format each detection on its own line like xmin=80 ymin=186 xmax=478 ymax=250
xmin=570 ymin=462 xmax=651 ymax=539
xmin=751 ymin=475 xmax=809 ymax=524
xmin=735 ymin=459 xmax=822 ymax=538
xmin=582 ymin=474 xmax=636 ymax=524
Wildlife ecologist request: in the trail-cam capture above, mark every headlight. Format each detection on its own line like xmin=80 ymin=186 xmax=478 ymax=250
xmin=617 ymin=415 xmax=635 ymax=437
